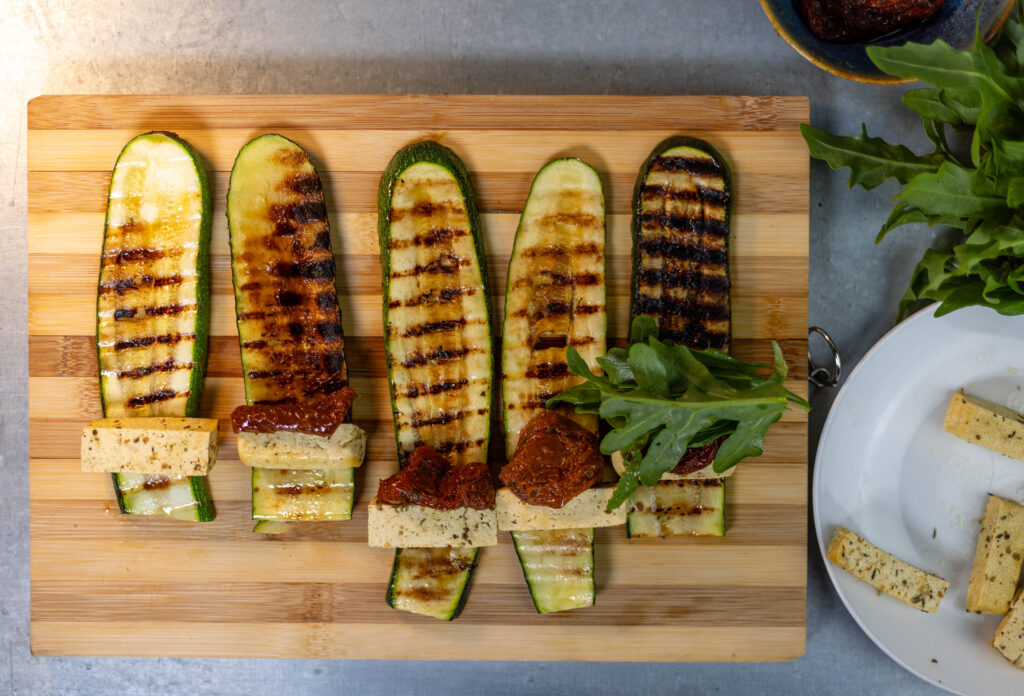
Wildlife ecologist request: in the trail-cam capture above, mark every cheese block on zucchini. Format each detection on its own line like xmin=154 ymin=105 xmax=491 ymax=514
xmin=367 ymin=500 xmax=498 ymax=548
xmin=237 ymin=424 xmax=366 ymax=470
xmin=81 ymin=417 xmax=217 ymax=475
xmin=97 ymin=131 xmax=214 ymax=522
xmin=945 ymin=390 xmax=1024 ymax=461
xmin=496 ymin=487 xmax=624 ymax=531
xmin=993 ymin=589 xmax=1024 ymax=668
xmin=610 ymin=450 xmax=736 ymax=481
xmin=967 ymin=494 xmax=1024 ymax=615
xmin=826 ymin=526 xmax=949 ymax=613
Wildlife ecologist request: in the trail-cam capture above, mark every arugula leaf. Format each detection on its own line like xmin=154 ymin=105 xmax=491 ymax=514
xmin=800 ymin=123 xmax=944 ymax=189
xmin=548 ymin=316 xmax=808 ymax=510
xmin=805 ymin=10 xmax=1024 ymax=321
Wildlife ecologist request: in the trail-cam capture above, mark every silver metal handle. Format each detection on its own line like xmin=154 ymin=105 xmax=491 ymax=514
xmin=808 ymin=326 xmax=841 ymax=388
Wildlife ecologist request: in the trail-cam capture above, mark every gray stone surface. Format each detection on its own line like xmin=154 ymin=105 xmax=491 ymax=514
xmin=0 ymin=1 xmax=954 ymax=693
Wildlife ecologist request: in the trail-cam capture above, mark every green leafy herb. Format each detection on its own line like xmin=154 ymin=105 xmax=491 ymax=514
xmin=548 ymin=316 xmax=809 ymax=510
xmin=801 ymin=7 xmax=1024 ymax=319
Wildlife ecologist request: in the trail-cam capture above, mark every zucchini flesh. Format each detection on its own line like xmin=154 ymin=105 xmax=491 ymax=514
xmin=627 ymin=137 xmax=732 ymax=536
xmin=626 ymin=479 xmax=726 ymax=538
xmin=98 ymin=132 xmax=213 ymax=521
xmin=502 ymin=158 xmax=606 ymax=613
xmin=511 ymin=529 xmax=595 ymax=613
xmin=226 ymin=134 xmax=354 ymax=527
xmin=378 ymin=142 xmax=492 ymax=620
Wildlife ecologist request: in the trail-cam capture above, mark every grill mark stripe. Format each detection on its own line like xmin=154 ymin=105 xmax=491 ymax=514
xmin=659 ymin=326 xmax=730 ymax=350
xmin=112 ymin=332 xmax=195 ymax=351
xmin=653 ymin=156 xmax=723 ymax=176
xmin=125 ymin=389 xmax=186 ymax=408
xmin=638 ymin=239 xmax=728 ymax=266
xmin=410 ymin=438 xmax=486 ymax=456
xmin=399 ymin=346 xmax=475 ymax=368
xmin=641 ymin=184 xmax=728 ymax=207
xmin=389 ymin=286 xmax=475 ymax=309
xmin=402 ymin=378 xmax=470 ymax=399
xmin=100 ymin=273 xmax=184 ymax=295
xmin=640 ymin=212 xmax=727 ymax=237
xmin=102 ymin=247 xmax=182 ymax=265
xmin=389 ymin=201 xmax=462 ymax=222
xmin=116 ymin=359 xmax=194 ymax=380
xmin=389 ymin=253 xmax=467 ymax=278
xmin=524 ymin=362 xmax=570 ymax=379
xmin=409 ymin=408 xmax=476 ymax=428
xmin=511 ymin=271 xmax=601 ymax=289
xmin=402 ymin=318 xmax=468 ymax=338
xmin=141 ymin=303 xmax=196 ymax=318
xmin=521 ymin=242 xmax=601 ymax=258
xmin=389 ymin=227 xmax=469 ymax=250
xmin=637 ymin=268 xmax=731 ymax=293
xmin=633 ymin=295 xmax=730 ymax=321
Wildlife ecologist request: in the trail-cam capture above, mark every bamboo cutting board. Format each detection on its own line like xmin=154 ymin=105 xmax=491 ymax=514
xmin=28 ymin=95 xmax=809 ymax=661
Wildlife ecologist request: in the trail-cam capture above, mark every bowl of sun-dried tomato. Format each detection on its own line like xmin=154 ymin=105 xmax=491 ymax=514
xmin=760 ymin=0 xmax=1015 ymax=83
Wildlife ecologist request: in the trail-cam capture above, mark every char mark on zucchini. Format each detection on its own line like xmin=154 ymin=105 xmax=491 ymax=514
xmin=631 ymin=138 xmax=731 ymax=352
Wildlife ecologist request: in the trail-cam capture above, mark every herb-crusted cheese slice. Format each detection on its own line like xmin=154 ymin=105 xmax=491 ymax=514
xmin=367 ymin=499 xmax=498 ymax=548
xmin=967 ymin=494 xmax=1024 ymax=614
xmin=945 ymin=390 xmax=1024 ymax=461
xmin=495 ymin=487 xmax=626 ymax=531
xmin=993 ymin=590 xmax=1024 ymax=669
xmin=236 ymin=424 xmax=367 ymax=470
xmin=81 ymin=417 xmax=218 ymax=476
xmin=826 ymin=526 xmax=949 ymax=613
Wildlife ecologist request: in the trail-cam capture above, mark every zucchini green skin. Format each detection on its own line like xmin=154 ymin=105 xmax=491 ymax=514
xmin=501 ymin=157 xmax=607 ymax=613
xmin=627 ymin=136 xmax=732 ymax=536
xmin=99 ymin=131 xmax=213 ymax=522
xmin=377 ymin=141 xmax=492 ymax=620
xmin=226 ymin=134 xmax=354 ymax=527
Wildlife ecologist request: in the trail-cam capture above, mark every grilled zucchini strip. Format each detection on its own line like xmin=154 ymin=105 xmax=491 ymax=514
xmin=98 ymin=131 xmax=213 ymax=521
xmin=627 ymin=137 xmax=732 ymax=537
xmin=226 ymin=134 xmax=354 ymax=527
xmin=378 ymin=141 xmax=493 ymax=620
xmin=502 ymin=158 xmax=606 ymax=613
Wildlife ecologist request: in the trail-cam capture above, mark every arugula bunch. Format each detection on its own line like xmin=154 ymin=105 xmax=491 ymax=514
xmin=548 ymin=316 xmax=809 ymax=510
xmin=802 ymin=7 xmax=1024 ymax=319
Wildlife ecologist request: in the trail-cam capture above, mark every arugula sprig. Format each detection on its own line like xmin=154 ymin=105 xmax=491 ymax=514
xmin=801 ymin=6 xmax=1024 ymax=319
xmin=547 ymin=316 xmax=810 ymax=510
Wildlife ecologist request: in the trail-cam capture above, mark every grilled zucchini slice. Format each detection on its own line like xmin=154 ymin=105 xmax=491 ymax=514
xmin=226 ymin=134 xmax=354 ymax=527
xmin=502 ymin=158 xmax=606 ymax=613
xmin=627 ymin=137 xmax=732 ymax=537
xmin=378 ymin=141 xmax=493 ymax=620
xmin=98 ymin=131 xmax=213 ymax=521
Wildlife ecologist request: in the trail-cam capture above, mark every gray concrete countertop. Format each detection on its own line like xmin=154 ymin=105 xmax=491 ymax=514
xmin=0 ymin=1 xmax=954 ymax=693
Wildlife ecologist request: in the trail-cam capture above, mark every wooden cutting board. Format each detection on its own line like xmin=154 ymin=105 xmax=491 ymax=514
xmin=27 ymin=94 xmax=809 ymax=661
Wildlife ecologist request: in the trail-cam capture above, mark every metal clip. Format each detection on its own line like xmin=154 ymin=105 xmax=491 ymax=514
xmin=808 ymin=326 xmax=841 ymax=388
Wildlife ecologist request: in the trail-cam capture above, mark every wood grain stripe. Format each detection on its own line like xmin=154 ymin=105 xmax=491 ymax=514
xmin=27 ymin=95 xmax=809 ymax=131
xmin=29 ymin=170 xmax=806 ymax=216
xmin=31 ymin=581 xmax=805 ymax=626
xmin=28 ymin=621 xmax=807 ymax=660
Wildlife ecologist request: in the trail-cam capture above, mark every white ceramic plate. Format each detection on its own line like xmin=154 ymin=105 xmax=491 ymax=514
xmin=814 ymin=304 xmax=1024 ymax=695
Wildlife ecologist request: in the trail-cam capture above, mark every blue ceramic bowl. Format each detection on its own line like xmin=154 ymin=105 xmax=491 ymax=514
xmin=760 ymin=0 xmax=1016 ymax=83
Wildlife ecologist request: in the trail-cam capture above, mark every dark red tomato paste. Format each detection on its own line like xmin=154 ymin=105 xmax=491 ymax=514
xmin=231 ymin=385 xmax=356 ymax=436
xmin=377 ymin=445 xmax=494 ymax=510
xmin=796 ymin=0 xmax=945 ymax=43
